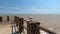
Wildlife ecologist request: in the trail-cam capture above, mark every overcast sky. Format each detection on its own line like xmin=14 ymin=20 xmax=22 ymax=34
xmin=0 ymin=0 xmax=60 ymax=14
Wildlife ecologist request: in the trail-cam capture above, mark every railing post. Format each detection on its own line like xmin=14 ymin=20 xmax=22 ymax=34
xmin=14 ymin=16 xmax=19 ymax=26
xmin=19 ymin=18 xmax=24 ymax=33
xmin=27 ymin=21 xmax=40 ymax=34
xmin=7 ymin=16 xmax=9 ymax=21
xmin=0 ymin=16 xmax=2 ymax=22
xmin=14 ymin=16 xmax=17 ymax=23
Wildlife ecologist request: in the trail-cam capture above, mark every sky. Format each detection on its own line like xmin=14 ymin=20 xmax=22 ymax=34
xmin=0 ymin=0 xmax=60 ymax=14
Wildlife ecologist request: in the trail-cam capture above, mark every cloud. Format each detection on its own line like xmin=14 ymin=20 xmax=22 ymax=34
xmin=0 ymin=7 xmax=48 ymax=14
xmin=20 ymin=8 xmax=48 ymax=12
xmin=0 ymin=7 xmax=48 ymax=11
xmin=0 ymin=7 xmax=60 ymax=14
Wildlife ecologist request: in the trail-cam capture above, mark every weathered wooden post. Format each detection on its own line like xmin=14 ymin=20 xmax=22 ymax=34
xmin=19 ymin=18 xmax=24 ymax=33
xmin=14 ymin=16 xmax=19 ymax=26
xmin=0 ymin=16 xmax=2 ymax=22
xmin=7 ymin=16 xmax=9 ymax=21
xmin=14 ymin=16 xmax=17 ymax=24
xmin=27 ymin=21 xmax=40 ymax=34
xmin=14 ymin=16 xmax=20 ymax=33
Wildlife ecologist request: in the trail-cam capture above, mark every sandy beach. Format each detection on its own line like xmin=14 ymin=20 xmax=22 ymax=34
xmin=0 ymin=23 xmax=11 ymax=34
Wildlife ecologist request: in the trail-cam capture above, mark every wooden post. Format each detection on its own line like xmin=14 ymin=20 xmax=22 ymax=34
xmin=27 ymin=21 xmax=40 ymax=34
xmin=14 ymin=16 xmax=19 ymax=26
xmin=14 ymin=16 xmax=17 ymax=23
xmin=19 ymin=18 xmax=24 ymax=33
xmin=7 ymin=16 xmax=9 ymax=21
xmin=0 ymin=16 xmax=2 ymax=22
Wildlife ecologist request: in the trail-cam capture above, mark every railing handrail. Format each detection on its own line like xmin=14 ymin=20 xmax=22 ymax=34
xmin=23 ymin=19 xmax=58 ymax=34
xmin=40 ymin=26 xmax=58 ymax=34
